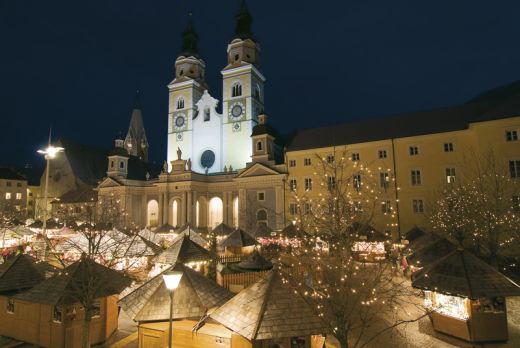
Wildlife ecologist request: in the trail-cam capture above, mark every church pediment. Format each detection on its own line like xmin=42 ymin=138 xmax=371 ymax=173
xmin=97 ymin=176 xmax=123 ymax=188
xmin=236 ymin=163 xmax=281 ymax=178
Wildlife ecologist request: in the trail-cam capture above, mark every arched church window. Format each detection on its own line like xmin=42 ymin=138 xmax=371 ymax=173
xmin=204 ymin=107 xmax=210 ymax=121
xmin=179 ymin=69 xmax=184 ymax=76
xmin=232 ymin=83 xmax=242 ymax=98
xmin=257 ymin=141 xmax=262 ymax=151
xmin=119 ymin=161 xmax=124 ymax=169
xmin=177 ymin=98 xmax=185 ymax=110
xmin=256 ymin=209 xmax=267 ymax=224
xmin=234 ymin=54 xmax=239 ymax=62
xmin=110 ymin=161 xmax=114 ymax=168
xmin=255 ymin=84 xmax=261 ymax=100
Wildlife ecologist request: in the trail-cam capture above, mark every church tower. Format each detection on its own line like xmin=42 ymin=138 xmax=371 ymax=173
xmin=124 ymin=93 xmax=149 ymax=161
xmin=167 ymin=14 xmax=208 ymax=171
xmin=222 ymin=0 xmax=265 ymax=171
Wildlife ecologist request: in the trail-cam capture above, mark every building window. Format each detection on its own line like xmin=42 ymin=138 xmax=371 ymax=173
xmin=257 ymin=192 xmax=265 ymax=201
xmin=204 ymin=107 xmax=210 ymax=121
xmin=28 ymin=192 xmax=33 ymax=197
xmin=257 ymin=141 xmax=263 ymax=151
xmin=446 ymin=168 xmax=456 ymax=183
xmin=512 ymin=196 xmax=520 ymax=212
xmin=381 ymin=200 xmax=391 ymax=214
xmin=289 ymin=159 xmax=296 ymax=167
xmin=303 ymin=202 xmax=312 ymax=214
xmin=119 ymin=161 xmax=124 ymax=169
xmin=304 ymin=178 xmax=312 ymax=191
xmin=444 ymin=142 xmax=454 ymax=152
xmin=255 ymin=84 xmax=261 ymax=101
xmin=303 ymin=158 xmax=311 ymax=166
xmin=327 ymin=176 xmax=336 ymax=190
xmin=380 ymin=172 xmax=389 ymax=188
xmin=412 ymin=199 xmax=424 ymax=213
xmin=6 ymin=181 xmax=11 ymax=187
xmin=7 ymin=299 xmax=14 ymax=313
xmin=257 ymin=209 xmax=268 ymax=223
xmin=510 ymin=160 xmax=520 ymax=179
xmin=409 ymin=146 xmax=419 ymax=156
xmin=506 ymin=130 xmax=518 ymax=142
xmin=177 ymin=97 xmax=185 ymax=110
xmin=92 ymin=301 xmax=101 ymax=318
xmin=411 ymin=170 xmax=422 ymax=186
xmin=378 ymin=150 xmax=387 ymax=159
xmin=110 ymin=160 xmax=114 ymax=168
xmin=354 ymin=201 xmax=363 ymax=212
xmin=326 ymin=155 xmax=335 ymax=163
xmin=351 ymin=153 xmax=360 ymax=161
xmin=289 ymin=203 xmax=298 ymax=215
xmin=5 ymin=192 xmax=11 ymax=200
xmin=16 ymin=182 xmax=22 ymax=187
xmin=353 ymin=174 xmax=361 ymax=190
xmin=232 ymin=83 xmax=242 ymax=97
xmin=53 ymin=305 xmax=62 ymax=323
xmin=289 ymin=179 xmax=297 ymax=192
xmin=74 ymin=206 xmax=81 ymax=214
xmin=15 ymin=193 xmax=22 ymax=200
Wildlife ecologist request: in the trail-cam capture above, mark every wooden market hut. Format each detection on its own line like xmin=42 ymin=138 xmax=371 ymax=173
xmin=405 ymin=231 xmax=442 ymax=254
xmin=118 ymin=263 xmax=233 ymax=348
xmin=406 ymin=238 xmax=456 ymax=273
xmin=412 ymin=248 xmax=520 ymax=343
xmin=216 ymin=250 xmax=273 ymax=292
xmin=253 ymin=224 xmax=273 ymax=238
xmin=403 ymin=226 xmax=427 ymax=243
xmin=212 ymin=222 xmax=235 ymax=240
xmin=176 ymin=225 xmax=209 ymax=248
xmin=218 ymin=229 xmax=257 ymax=259
xmin=209 ymin=270 xmax=328 ymax=348
xmin=153 ymin=234 xmax=210 ymax=275
xmin=3 ymin=257 xmax=130 ymax=348
xmin=351 ymin=224 xmax=388 ymax=262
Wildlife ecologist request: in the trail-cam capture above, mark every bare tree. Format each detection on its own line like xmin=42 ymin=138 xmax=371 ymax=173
xmin=0 ymin=201 xmax=26 ymax=250
xmin=283 ymin=148 xmax=424 ymax=348
xmin=430 ymin=150 xmax=520 ymax=267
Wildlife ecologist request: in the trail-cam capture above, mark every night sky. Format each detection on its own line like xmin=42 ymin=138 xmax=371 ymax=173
xmin=1 ymin=0 xmax=520 ymax=168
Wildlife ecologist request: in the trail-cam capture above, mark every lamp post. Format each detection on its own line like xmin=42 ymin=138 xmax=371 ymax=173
xmin=163 ymin=270 xmax=183 ymax=348
xmin=37 ymin=142 xmax=64 ymax=237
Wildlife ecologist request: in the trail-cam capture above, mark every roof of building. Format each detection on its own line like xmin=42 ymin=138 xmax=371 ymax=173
xmin=406 ymin=238 xmax=457 ymax=268
xmin=212 ymin=223 xmax=235 ymax=237
xmin=14 ymin=257 xmax=131 ymax=305
xmin=219 ymin=229 xmax=257 ymax=248
xmin=175 ymin=225 xmax=208 ymax=247
xmin=155 ymin=234 xmax=210 ymax=265
xmin=209 ymin=270 xmax=326 ymax=340
xmin=253 ymin=224 xmax=273 ymax=238
xmin=412 ymin=248 xmax=520 ymax=299
xmin=404 ymin=226 xmax=427 ymax=243
xmin=126 ymin=156 xmax=161 ymax=181
xmin=119 ymin=263 xmax=233 ymax=322
xmin=236 ymin=250 xmax=272 ymax=271
xmin=0 ymin=167 xmax=26 ymax=181
xmin=286 ymin=80 xmax=520 ymax=151
xmin=54 ymin=187 xmax=97 ymax=204
xmin=0 ymin=254 xmax=57 ymax=294
xmin=57 ymin=139 xmax=109 ymax=186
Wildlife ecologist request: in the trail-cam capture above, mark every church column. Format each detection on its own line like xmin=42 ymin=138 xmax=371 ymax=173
xmin=187 ymin=191 xmax=193 ymax=226
xmin=275 ymin=185 xmax=284 ymax=230
xmin=238 ymin=189 xmax=247 ymax=230
xmin=222 ymin=192 xmax=229 ymax=226
xmin=141 ymin=194 xmax=147 ymax=228
xmin=158 ymin=193 xmax=164 ymax=227
xmin=181 ymin=191 xmax=188 ymax=226
xmin=162 ymin=192 xmax=169 ymax=224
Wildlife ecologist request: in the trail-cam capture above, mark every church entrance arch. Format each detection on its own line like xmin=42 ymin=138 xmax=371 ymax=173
xmin=233 ymin=197 xmax=239 ymax=228
xmin=147 ymin=200 xmax=159 ymax=228
xmin=171 ymin=199 xmax=180 ymax=228
xmin=208 ymin=197 xmax=223 ymax=229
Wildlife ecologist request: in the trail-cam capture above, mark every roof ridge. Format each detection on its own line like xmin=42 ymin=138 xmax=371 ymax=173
xmin=251 ymin=271 xmax=275 ymax=340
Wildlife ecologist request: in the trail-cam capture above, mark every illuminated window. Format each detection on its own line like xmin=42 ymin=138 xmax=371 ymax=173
xmin=289 ymin=159 xmax=296 ymax=167
xmin=409 ymin=146 xmax=419 ymax=156
xmin=506 ymin=130 xmax=518 ymax=142
xmin=303 ymin=158 xmax=311 ymax=166
xmin=231 ymin=83 xmax=242 ymax=97
xmin=172 ymin=200 xmax=178 ymax=227
xmin=444 ymin=142 xmax=454 ymax=152
xmin=304 ymin=178 xmax=312 ymax=191
xmin=5 ymin=192 xmax=11 ymax=200
xmin=351 ymin=153 xmax=360 ymax=161
xmin=232 ymin=197 xmax=239 ymax=228
xmin=209 ymin=197 xmax=223 ymax=229
xmin=147 ymin=200 xmax=159 ymax=227
xmin=289 ymin=179 xmax=297 ymax=191
xmin=412 ymin=199 xmax=424 ymax=213
xmin=446 ymin=168 xmax=456 ymax=183
xmin=378 ymin=150 xmax=387 ymax=159
xmin=15 ymin=193 xmax=22 ymax=200
xmin=411 ymin=170 xmax=422 ymax=186
xmin=177 ymin=97 xmax=185 ymax=110
xmin=510 ymin=160 xmax=520 ymax=178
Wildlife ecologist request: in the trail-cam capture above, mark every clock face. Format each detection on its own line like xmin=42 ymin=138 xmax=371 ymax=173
xmin=174 ymin=115 xmax=185 ymax=129
xmin=229 ymin=102 xmax=244 ymax=120
xmin=200 ymin=150 xmax=215 ymax=169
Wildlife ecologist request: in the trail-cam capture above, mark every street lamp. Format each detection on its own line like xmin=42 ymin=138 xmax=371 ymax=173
xmin=37 ymin=143 xmax=64 ymax=237
xmin=163 ymin=270 xmax=182 ymax=348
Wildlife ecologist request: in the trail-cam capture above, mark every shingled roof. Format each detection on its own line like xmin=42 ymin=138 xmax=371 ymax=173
xmin=176 ymin=225 xmax=208 ymax=247
xmin=219 ymin=229 xmax=257 ymax=248
xmin=119 ymin=263 xmax=233 ymax=322
xmin=412 ymin=248 xmax=520 ymax=299
xmin=209 ymin=270 xmax=327 ymax=340
xmin=212 ymin=223 xmax=235 ymax=237
xmin=253 ymin=224 xmax=273 ymax=238
xmin=404 ymin=226 xmax=427 ymax=243
xmin=406 ymin=238 xmax=456 ymax=268
xmin=237 ymin=250 xmax=272 ymax=271
xmin=14 ymin=257 xmax=131 ymax=305
xmin=155 ymin=234 xmax=209 ymax=265
xmin=0 ymin=254 xmax=57 ymax=294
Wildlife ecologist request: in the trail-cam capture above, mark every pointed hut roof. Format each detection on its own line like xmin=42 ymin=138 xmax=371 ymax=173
xmin=412 ymin=248 xmax=520 ymax=299
xmin=212 ymin=223 xmax=235 ymax=237
xmin=253 ymin=224 xmax=273 ymax=238
xmin=0 ymin=254 xmax=57 ymax=294
xmin=119 ymin=263 xmax=232 ymax=322
xmin=14 ymin=258 xmax=131 ymax=305
xmin=404 ymin=226 xmax=426 ymax=243
xmin=154 ymin=223 xmax=176 ymax=234
xmin=155 ymin=234 xmax=209 ymax=265
xmin=406 ymin=231 xmax=441 ymax=252
xmin=219 ymin=229 xmax=257 ymax=248
xmin=406 ymin=238 xmax=456 ymax=268
xmin=210 ymin=271 xmax=326 ymax=340
xmin=176 ymin=225 xmax=208 ymax=247
xmin=237 ymin=250 xmax=272 ymax=271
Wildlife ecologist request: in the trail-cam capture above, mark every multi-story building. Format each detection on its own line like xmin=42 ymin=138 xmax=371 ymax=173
xmin=0 ymin=167 xmax=28 ymax=217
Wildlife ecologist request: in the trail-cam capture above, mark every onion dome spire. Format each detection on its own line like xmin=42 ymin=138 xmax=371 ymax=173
xmin=234 ymin=0 xmax=255 ymax=41
xmin=180 ymin=12 xmax=200 ymax=58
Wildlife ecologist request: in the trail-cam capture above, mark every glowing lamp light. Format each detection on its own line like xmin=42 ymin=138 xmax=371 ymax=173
xmin=163 ymin=270 xmax=183 ymax=290
xmin=38 ymin=146 xmax=64 ymax=159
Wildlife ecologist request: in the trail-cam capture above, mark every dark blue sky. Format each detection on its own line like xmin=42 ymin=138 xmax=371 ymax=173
xmin=1 ymin=0 xmax=519 ymax=167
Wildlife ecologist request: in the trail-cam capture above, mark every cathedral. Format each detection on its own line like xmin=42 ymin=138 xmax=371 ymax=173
xmin=98 ymin=2 xmax=287 ymax=232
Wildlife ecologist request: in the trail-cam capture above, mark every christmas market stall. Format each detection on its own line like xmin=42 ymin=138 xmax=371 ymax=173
xmin=151 ymin=234 xmax=210 ymax=276
xmin=218 ymin=228 xmax=257 ymax=260
xmin=212 ymin=222 xmax=235 ymax=242
xmin=412 ymin=248 xmax=520 ymax=343
xmin=1 ymin=225 xmax=35 ymax=248
xmin=216 ymin=249 xmax=273 ymax=292
xmin=406 ymin=237 xmax=456 ymax=273
xmin=118 ymin=263 xmax=233 ymax=348
xmin=351 ymin=224 xmax=388 ymax=262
